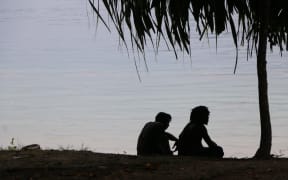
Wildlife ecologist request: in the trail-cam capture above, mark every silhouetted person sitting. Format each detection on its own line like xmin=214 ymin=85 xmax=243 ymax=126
xmin=137 ymin=112 xmax=178 ymax=156
xmin=178 ymin=106 xmax=224 ymax=158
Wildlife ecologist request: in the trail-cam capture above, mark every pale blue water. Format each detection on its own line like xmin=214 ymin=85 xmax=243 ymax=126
xmin=0 ymin=0 xmax=288 ymax=158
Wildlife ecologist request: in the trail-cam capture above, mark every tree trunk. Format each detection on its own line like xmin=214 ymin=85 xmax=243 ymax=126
xmin=254 ymin=0 xmax=272 ymax=159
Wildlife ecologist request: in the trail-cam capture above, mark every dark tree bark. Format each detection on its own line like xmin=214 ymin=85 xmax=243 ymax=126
xmin=254 ymin=0 xmax=272 ymax=159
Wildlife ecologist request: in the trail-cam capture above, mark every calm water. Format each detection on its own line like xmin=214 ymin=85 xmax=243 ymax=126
xmin=0 ymin=0 xmax=287 ymax=157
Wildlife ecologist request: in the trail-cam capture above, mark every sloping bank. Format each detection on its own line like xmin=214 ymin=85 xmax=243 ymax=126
xmin=1 ymin=150 xmax=288 ymax=179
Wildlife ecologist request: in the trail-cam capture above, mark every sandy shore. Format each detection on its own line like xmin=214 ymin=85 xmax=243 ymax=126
xmin=1 ymin=150 xmax=288 ymax=179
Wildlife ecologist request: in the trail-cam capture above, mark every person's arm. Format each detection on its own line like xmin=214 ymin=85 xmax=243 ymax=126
xmin=165 ymin=132 xmax=178 ymax=142
xmin=153 ymin=123 xmax=173 ymax=155
xmin=164 ymin=132 xmax=178 ymax=152
xmin=201 ymin=125 xmax=218 ymax=147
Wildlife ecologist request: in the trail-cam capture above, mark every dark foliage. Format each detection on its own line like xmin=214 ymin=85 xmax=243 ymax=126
xmin=89 ymin=0 xmax=287 ymax=57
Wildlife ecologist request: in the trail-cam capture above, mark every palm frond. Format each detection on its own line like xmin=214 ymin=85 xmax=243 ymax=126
xmin=89 ymin=0 xmax=288 ymax=58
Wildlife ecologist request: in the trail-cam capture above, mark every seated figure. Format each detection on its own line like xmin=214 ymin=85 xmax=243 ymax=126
xmin=137 ymin=112 xmax=178 ymax=155
xmin=178 ymin=106 xmax=224 ymax=158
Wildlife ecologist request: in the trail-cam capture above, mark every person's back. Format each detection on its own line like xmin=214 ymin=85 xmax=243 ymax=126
xmin=137 ymin=121 xmax=171 ymax=155
xmin=137 ymin=112 xmax=177 ymax=156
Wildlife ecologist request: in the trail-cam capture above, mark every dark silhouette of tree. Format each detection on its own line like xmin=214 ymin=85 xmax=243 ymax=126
xmin=89 ymin=0 xmax=288 ymax=158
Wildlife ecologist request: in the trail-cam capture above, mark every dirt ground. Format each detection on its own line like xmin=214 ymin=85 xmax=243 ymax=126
xmin=1 ymin=150 xmax=288 ymax=179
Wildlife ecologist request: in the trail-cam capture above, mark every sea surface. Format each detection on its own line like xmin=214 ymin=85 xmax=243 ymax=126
xmin=0 ymin=0 xmax=287 ymax=158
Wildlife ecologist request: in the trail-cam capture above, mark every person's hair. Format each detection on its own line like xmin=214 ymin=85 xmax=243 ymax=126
xmin=190 ymin=106 xmax=209 ymax=124
xmin=155 ymin=112 xmax=171 ymax=124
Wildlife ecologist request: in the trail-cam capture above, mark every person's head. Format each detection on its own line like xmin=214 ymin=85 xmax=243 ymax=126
xmin=190 ymin=106 xmax=210 ymax=125
xmin=155 ymin=112 xmax=171 ymax=130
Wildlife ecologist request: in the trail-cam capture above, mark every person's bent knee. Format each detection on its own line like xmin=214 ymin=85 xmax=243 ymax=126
xmin=212 ymin=146 xmax=224 ymax=158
